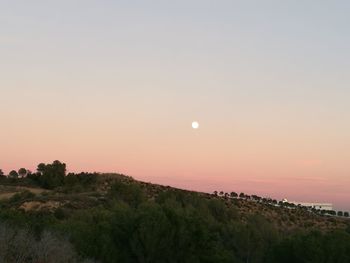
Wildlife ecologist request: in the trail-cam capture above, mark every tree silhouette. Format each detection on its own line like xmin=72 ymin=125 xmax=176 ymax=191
xmin=37 ymin=163 xmax=46 ymax=174
xmin=36 ymin=160 xmax=66 ymax=189
xmin=230 ymin=192 xmax=238 ymax=198
xmin=18 ymin=168 xmax=27 ymax=178
xmin=9 ymin=170 xmax=18 ymax=178
xmin=0 ymin=169 xmax=4 ymax=177
xmin=328 ymin=210 xmax=336 ymax=216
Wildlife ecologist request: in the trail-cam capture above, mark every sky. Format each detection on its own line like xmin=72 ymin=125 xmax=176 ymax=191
xmin=1 ymin=1 xmax=350 ymax=210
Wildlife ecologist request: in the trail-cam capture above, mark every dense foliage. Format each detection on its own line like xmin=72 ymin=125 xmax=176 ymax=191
xmin=0 ymin=223 xmax=93 ymax=263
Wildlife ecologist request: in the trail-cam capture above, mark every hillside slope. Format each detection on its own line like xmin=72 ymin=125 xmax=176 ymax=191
xmin=0 ymin=171 xmax=349 ymax=263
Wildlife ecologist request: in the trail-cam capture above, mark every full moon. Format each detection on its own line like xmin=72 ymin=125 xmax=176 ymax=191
xmin=192 ymin=121 xmax=199 ymax=129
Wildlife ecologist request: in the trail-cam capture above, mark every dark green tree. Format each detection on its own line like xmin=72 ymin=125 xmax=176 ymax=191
xmin=37 ymin=163 xmax=47 ymax=174
xmin=328 ymin=210 xmax=337 ymax=216
xmin=230 ymin=192 xmax=238 ymax=198
xmin=36 ymin=160 xmax=66 ymax=189
xmin=9 ymin=170 xmax=18 ymax=178
xmin=18 ymin=168 xmax=27 ymax=177
xmin=109 ymin=180 xmax=145 ymax=207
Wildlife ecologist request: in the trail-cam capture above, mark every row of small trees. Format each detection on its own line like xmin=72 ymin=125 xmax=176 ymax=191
xmin=0 ymin=168 xmax=29 ymax=178
xmin=213 ymin=191 xmax=279 ymax=204
xmin=213 ymin=190 xmax=350 ymax=218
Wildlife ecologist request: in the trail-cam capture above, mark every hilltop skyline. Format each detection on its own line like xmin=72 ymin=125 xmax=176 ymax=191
xmin=1 ymin=1 xmax=350 ymax=210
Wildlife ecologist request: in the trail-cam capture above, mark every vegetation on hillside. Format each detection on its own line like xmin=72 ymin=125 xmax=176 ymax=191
xmin=0 ymin=161 xmax=349 ymax=263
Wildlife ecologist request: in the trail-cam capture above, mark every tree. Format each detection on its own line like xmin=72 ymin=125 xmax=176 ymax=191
xmin=239 ymin=192 xmax=245 ymax=198
xmin=251 ymin=195 xmax=258 ymax=201
xmin=344 ymin=212 xmax=349 ymax=217
xmin=213 ymin=191 xmax=218 ymax=196
xmin=18 ymin=168 xmax=27 ymax=178
xmin=337 ymin=211 xmax=343 ymax=217
xmin=0 ymin=169 xmax=4 ymax=177
xmin=109 ymin=181 xmax=145 ymax=207
xmin=230 ymin=192 xmax=238 ymax=198
xmin=37 ymin=163 xmax=46 ymax=174
xmin=0 ymin=223 xmax=92 ymax=263
xmin=269 ymin=231 xmax=350 ymax=263
xmin=328 ymin=210 xmax=336 ymax=216
xmin=36 ymin=160 xmax=67 ymax=189
xmin=9 ymin=170 xmax=18 ymax=178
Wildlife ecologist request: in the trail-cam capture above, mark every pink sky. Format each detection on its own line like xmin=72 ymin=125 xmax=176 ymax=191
xmin=1 ymin=120 xmax=349 ymax=211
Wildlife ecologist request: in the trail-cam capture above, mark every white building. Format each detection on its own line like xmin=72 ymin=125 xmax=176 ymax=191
xmin=293 ymin=202 xmax=333 ymax=211
xmin=283 ymin=199 xmax=333 ymax=211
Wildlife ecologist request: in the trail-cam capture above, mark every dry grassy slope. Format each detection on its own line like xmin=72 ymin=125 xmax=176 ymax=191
xmin=0 ymin=174 xmax=348 ymax=232
xmin=0 ymin=185 xmax=49 ymax=200
xmin=136 ymin=180 xmax=349 ymax=232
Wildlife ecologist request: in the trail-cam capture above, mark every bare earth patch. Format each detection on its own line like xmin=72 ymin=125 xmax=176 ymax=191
xmin=19 ymin=201 xmax=62 ymax=212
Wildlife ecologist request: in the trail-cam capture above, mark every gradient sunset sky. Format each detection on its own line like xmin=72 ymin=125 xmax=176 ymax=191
xmin=1 ymin=1 xmax=350 ymax=210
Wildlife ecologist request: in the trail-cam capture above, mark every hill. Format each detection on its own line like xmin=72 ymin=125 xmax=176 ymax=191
xmin=0 ymin=161 xmax=350 ymax=263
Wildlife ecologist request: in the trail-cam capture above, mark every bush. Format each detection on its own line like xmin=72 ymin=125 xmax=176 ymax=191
xmin=9 ymin=190 xmax=35 ymax=203
xmin=0 ymin=222 xmax=94 ymax=263
xmin=108 ymin=181 xmax=146 ymax=207
xmin=54 ymin=208 xmax=69 ymax=220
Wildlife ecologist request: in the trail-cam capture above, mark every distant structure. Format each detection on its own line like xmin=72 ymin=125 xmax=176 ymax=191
xmin=283 ymin=199 xmax=333 ymax=211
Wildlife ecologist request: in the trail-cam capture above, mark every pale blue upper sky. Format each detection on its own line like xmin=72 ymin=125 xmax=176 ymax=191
xmin=2 ymin=1 xmax=350 ymax=111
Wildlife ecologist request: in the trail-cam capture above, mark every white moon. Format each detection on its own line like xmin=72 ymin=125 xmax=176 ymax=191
xmin=192 ymin=121 xmax=199 ymax=129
